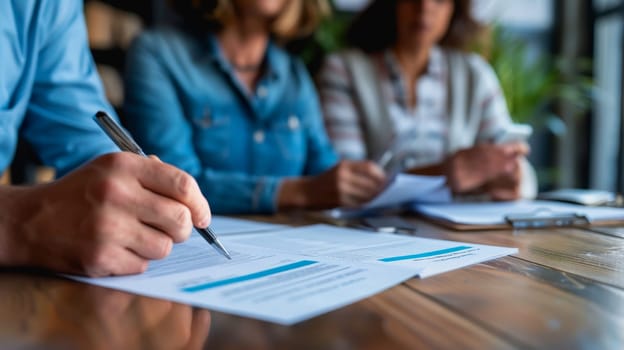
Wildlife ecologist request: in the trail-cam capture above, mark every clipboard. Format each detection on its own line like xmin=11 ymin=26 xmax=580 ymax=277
xmin=411 ymin=200 xmax=624 ymax=231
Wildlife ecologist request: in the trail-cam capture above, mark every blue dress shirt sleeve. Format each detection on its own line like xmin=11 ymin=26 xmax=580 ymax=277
xmin=21 ymin=1 xmax=118 ymax=176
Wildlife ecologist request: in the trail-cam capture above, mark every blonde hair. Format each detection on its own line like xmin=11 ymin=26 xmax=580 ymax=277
xmin=181 ymin=0 xmax=330 ymax=40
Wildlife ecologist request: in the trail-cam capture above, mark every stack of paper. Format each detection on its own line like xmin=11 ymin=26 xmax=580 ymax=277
xmin=71 ymin=219 xmax=517 ymax=325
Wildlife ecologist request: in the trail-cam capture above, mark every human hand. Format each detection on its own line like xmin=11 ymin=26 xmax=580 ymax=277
xmin=0 ymin=152 xmax=211 ymax=276
xmin=278 ymin=160 xmax=386 ymax=209
xmin=483 ymin=158 xmax=523 ymax=200
xmin=446 ymin=142 xmax=528 ymax=195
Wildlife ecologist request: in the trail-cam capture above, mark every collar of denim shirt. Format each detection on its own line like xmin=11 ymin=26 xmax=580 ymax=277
xmin=205 ymin=34 xmax=286 ymax=84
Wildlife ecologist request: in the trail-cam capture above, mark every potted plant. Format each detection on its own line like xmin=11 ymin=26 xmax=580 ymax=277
xmin=484 ymin=27 xmax=593 ymax=189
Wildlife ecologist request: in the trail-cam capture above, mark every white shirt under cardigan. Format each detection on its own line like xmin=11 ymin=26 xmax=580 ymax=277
xmin=319 ymin=46 xmax=537 ymax=198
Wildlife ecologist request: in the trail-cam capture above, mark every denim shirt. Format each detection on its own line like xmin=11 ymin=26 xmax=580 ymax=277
xmin=0 ymin=1 xmax=118 ymax=176
xmin=124 ymin=28 xmax=338 ymax=214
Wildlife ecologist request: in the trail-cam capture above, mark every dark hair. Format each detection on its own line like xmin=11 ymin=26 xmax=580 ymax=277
xmin=346 ymin=0 xmax=483 ymax=53
xmin=167 ymin=0 xmax=330 ymax=41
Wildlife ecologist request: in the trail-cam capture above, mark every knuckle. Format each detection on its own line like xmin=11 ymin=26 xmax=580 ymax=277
xmin=135 ymin=260 xmax=149 ymax=274
xmin=118 ymin=258 xmax=148 ymax=276
xmin=366 ymin=163 xmax=382 ymax=179
xmin=154 ymin=236 xmax=173 ymax=259
xmin=177 ymin=222 xmax=193 ymax=242
xmin=90 ymin=177 xmax=126 ymax=204
xmin=171 ymin=206 xmax=192 ymax=242
xmin=83 ymin=246 xmax=112 ymax=277
xmin=174 ymin=172 xmax=195 ymax=199
xmin=336 ymin=165 xmax=348 ymax=179
xmin=173 ymin=205 xmax=192 ymax=228
xmin=335 ymin=178 xmax=344 ymax=191
xmin=98 ymin=152 xmax=133 ymax=170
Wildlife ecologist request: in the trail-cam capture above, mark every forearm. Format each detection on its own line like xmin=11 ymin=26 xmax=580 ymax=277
xmin=27 ymin=1 xmax=118 ymax=177
xmin=277 ymin=160 xmax=386 ymax=210
xmin=276 ymin=178 xmax=312 ymax=209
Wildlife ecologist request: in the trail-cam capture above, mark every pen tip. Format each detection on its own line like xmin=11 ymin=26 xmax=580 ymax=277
xmin=214 ymin=239 xmax=232 ymax=260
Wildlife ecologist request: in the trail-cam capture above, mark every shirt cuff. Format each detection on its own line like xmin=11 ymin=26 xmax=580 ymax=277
xmin=252 ymin=177 xmax=281 ymax=213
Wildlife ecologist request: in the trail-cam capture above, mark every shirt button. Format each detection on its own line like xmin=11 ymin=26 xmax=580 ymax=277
xmin=288 ymin=115 xmax=299 ymax=130
xmin=257 ymin=86 xmax=268 ymax=98
xmin=253 ymin=130 xmax=265 ymax=143
xmin=198 ymin=108 xmax=212 ymax=128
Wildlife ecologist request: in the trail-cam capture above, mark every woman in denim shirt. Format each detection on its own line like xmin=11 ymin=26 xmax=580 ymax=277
xmin=124 ymin=0 xmax=386 ymax=214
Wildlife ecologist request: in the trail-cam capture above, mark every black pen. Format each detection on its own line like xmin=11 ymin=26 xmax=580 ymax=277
xmin=93 ymin=111 xmax=232 ymax=260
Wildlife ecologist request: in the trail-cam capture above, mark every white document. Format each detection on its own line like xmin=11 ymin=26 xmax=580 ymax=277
xmin=229 ymin=224 xmax=518 ymax=278
xmin=71 ymin=232 xmax=414 ymax=325
xmin=327 ymin=174 xmax=451 ymax=219
xmin=70 ymin=224 xmax=516 ymax=324
xmin=210 ymin=216 xmax=287 ymax=235
xmin=413 ymin=200 xmax=624 ymax=225
xmin=363 ymin=174 xmax=450 ymax=209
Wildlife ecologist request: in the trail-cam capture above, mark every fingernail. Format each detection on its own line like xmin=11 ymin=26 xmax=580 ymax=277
xmin=198 ymin=215 xmax=211 ymax=228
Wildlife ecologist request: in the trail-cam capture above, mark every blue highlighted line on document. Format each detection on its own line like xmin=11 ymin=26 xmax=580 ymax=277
xmin=181 ymin=260 xmax=318 ymax=293
xmin=378 ymin=246 xmax=472 ymax=262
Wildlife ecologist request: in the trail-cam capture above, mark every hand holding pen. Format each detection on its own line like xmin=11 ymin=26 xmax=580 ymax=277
xmin=94 ymin=111 xmax=231 ymax=260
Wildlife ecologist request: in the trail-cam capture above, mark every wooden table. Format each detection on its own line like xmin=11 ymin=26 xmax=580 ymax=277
xmin=1 ymin=214 xmax=623 ymax=349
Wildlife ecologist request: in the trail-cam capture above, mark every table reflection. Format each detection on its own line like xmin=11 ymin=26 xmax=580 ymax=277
xmin=0 ymin=272 xmax=412 ymax=350
xmin=0 ymin=273 xmax=211 ymax=349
